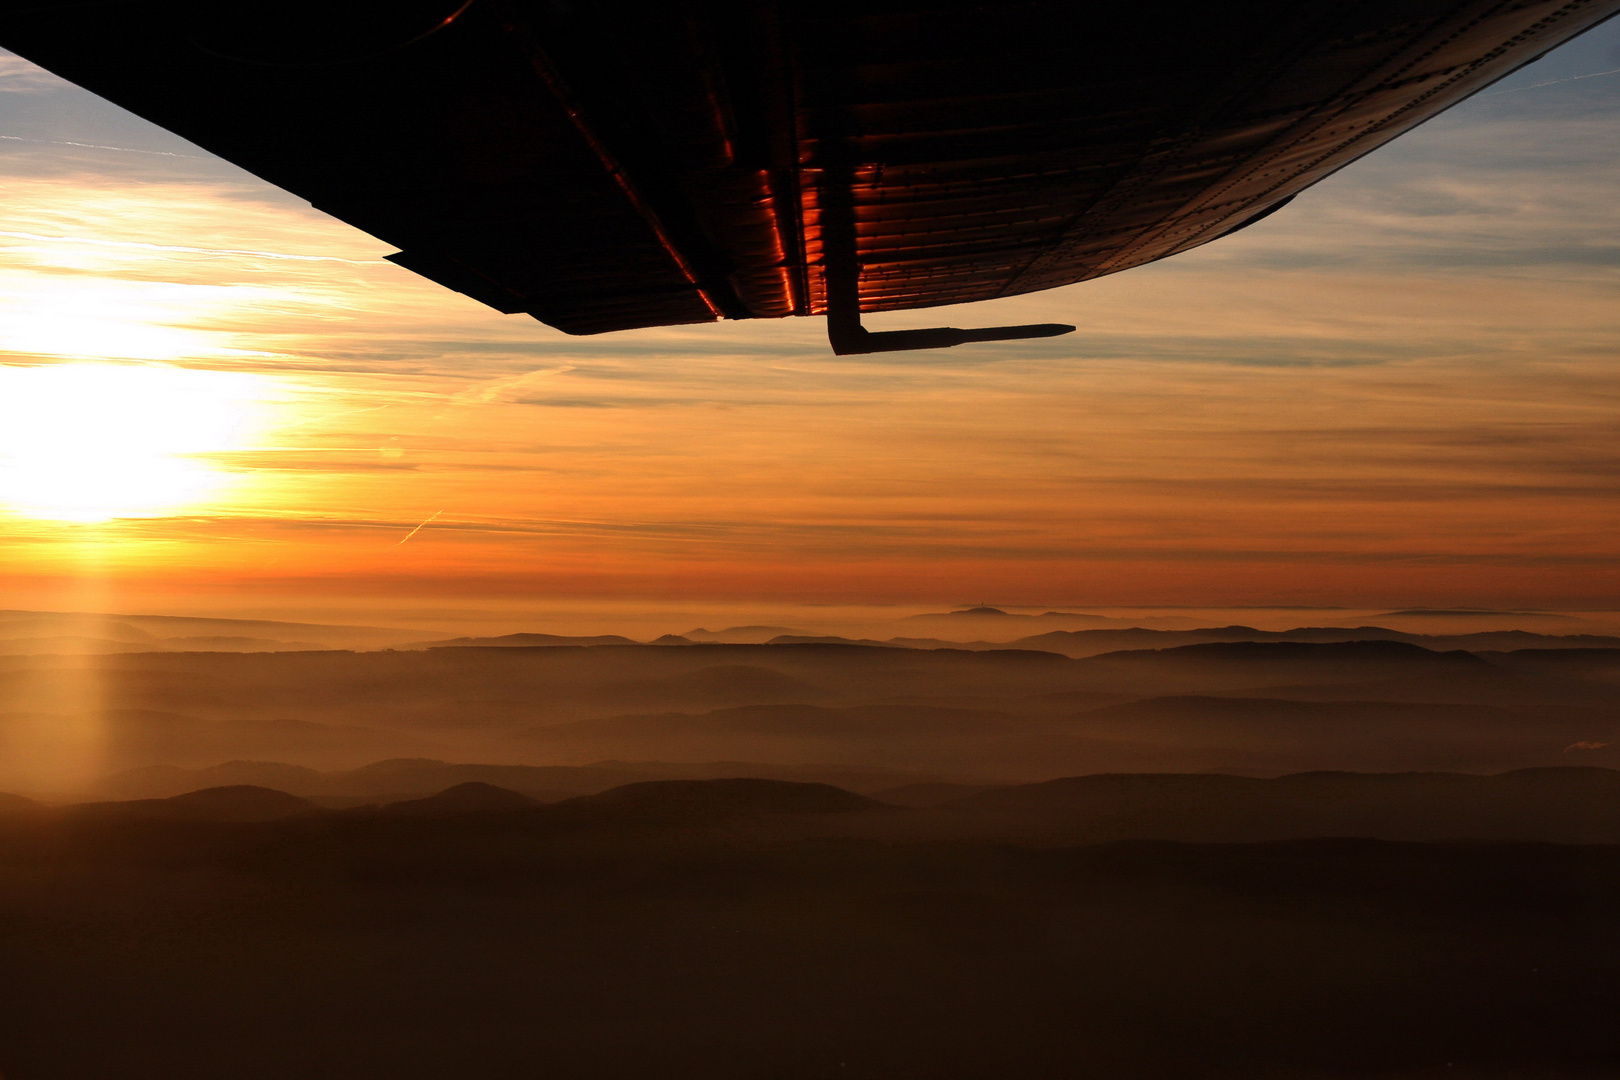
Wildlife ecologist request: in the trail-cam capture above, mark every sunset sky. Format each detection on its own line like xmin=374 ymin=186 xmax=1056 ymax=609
xmin=0 ymin=22 xmax=1617 ymax=628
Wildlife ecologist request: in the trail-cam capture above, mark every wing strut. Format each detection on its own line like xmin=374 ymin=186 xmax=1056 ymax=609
xmin=820 ymin=171 xmax=1074 ymax=356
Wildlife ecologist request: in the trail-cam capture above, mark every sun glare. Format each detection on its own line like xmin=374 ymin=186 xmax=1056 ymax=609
xmin=0 ymin=363 xmax=265 ymax=522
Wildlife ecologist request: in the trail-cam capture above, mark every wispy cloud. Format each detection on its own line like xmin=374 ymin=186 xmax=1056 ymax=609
xmin=0 ymin=133 xmax=199 ymax=157
xmin=0 ymin=227 xmax=383 ymax=263
xmin=449 ymin=365 xmax=577 ymax=403
xmin=0 ymin=55 xmax=70 ymax=94
xmin=1479 ymin=67 xmax=1620 ymax=96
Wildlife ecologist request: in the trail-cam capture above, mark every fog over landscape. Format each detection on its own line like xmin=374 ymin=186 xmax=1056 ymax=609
xmin=6 ymin=603 xmax=1620 ymax=796
xmin=2 ymin=603 xmax=1620 ymax=1076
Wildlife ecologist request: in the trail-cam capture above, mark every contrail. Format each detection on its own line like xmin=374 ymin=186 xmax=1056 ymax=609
xmin=394 ymin=510 xmax=444 ymax=547
xmin=0 ymin=228 xmax=383 ymax=264
xmin=0 ymin=133 xmax=200 ymax=157
xmin=1480 ymin=66 xmax=1620 ymax=96
xmin=451 ymin=365 xmax=577 ymax=403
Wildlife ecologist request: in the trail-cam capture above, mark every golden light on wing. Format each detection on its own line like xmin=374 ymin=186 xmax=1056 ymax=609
xmin=0 ymin=362 xmax=268 ymax=522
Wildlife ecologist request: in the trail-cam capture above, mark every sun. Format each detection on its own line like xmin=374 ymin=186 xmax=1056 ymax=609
xmin=0 ymin=362 xmax=266 ymax=522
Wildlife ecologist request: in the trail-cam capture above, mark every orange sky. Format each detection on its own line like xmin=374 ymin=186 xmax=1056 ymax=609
xmin=0 ymin=29 xmax=1617 ymax=620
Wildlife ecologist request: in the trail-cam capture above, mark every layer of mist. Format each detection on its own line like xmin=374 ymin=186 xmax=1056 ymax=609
xmin=5 ymin=610 xmax=1620 ymax=1077
xmin=4 ymin=628 xmax=1618 ymax=796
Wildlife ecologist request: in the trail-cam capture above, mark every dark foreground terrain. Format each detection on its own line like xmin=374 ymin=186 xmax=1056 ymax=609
xmin=3 ymin=776 xmax=1619 ymax=1079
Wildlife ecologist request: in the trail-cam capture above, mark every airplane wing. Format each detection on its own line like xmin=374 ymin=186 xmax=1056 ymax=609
xmin=0 ymin=0 xmax=1614 ymax=352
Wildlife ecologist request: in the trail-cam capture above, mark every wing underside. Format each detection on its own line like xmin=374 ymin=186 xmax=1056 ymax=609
xmin=0 ymin=0 xmax=1615 ymax=337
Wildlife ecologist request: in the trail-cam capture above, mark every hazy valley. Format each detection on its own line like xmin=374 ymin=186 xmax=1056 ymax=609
xmin=5 ymin=608 xmax=1620 ymax=1078
xmin=4 ymin=609 xmax=1619 ymax=796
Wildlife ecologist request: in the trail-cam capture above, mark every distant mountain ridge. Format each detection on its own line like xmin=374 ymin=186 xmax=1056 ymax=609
xmin=8 ymin=638 xmax=1620 ymax=796
xmin=377 ymin=781 xmax=542 ymax=816
xmin=0 ymin=605 xmax=1614 ymax=660
xmin=37 ymin=767 xmax=1620 ymax=844
xmin=70 ymin=785 xmax=319 ymax=822
xmin=406 ymin=633 xmax=642 ymax=649
xmin=902 ymin=606 xmax=1112 ymax=623
xmin=1015 ymin=625 xmax=1620 ymax=657
xmin=554 ymin=777 xmax=882 ymax=819
xmin=683 ymin=626 xmax=803 ymax=644
xmin=59 ymin=777 xmax=888 ymax=825
xmin=769 ymin=625 xmax=1620 ymax=657
xmin=0 ymin=708 xmax=441 ymax=784
xmin=0 ymin=608 xmax=419 ymax=650
xmin=0 ymin=790 xmax=40 ymax=814
xmin=96 ymin=757 xmax=950 ymax=801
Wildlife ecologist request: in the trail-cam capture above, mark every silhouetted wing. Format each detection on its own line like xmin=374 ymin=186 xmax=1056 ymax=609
xmin=0 ymin=0 xmax=1614 ymax=338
